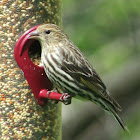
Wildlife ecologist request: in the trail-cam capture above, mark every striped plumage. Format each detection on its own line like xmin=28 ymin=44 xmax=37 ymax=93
xmin=29 ymin=24 xmax=129 ymax=132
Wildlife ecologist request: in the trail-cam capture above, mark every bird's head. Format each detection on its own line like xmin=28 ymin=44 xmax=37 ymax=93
xmin=29 ymin=24 xmax=67 ymax=45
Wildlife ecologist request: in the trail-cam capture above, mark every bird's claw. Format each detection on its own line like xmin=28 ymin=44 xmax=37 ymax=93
xmin=59 ymin=93 xmax=71 ymax=105
xmin=46 ymin=89 xmax=71 ymax=105
xmin=47 ymin=89 xmax=59 ymax=104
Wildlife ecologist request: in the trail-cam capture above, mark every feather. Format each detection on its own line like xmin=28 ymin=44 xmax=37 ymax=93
xmin=59 ymin=41 xmax=121 ymax=111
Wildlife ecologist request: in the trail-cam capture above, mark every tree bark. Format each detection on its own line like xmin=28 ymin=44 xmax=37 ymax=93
xmin=0 ymin=0 xmax=62 ymax=139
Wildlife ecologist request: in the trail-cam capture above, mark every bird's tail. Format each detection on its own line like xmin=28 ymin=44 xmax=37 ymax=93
xmin=107 ymin=103 xmax=130 ymax=133
xmin=112 ymin=110 xmax=130 ymax=133
xmin=93 ymin=97 xmax=130 ymax=133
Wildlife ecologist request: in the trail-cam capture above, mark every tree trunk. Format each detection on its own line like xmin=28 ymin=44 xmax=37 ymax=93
xmin=0 ymin=0 xmax=62 ymax=139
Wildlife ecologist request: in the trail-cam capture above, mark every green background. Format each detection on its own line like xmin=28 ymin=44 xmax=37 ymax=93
xmin=62 ymin=0 xmax=140 ymax=140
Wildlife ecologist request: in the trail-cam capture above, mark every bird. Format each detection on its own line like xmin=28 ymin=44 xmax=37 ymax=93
xmin=28 ymin=23 xmax=129 ymax=132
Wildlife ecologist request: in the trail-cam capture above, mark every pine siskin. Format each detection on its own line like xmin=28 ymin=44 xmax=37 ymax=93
xmin=29 ymin=24 xmax=129 ymax=132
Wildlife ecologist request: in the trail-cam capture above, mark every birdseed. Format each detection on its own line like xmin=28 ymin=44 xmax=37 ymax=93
xmin=0 ymin=0 xmax=62 ymax=139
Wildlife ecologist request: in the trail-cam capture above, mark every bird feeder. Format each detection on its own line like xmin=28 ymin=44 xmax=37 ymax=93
xmin=14 ymin=25 xmax=68 ymax=106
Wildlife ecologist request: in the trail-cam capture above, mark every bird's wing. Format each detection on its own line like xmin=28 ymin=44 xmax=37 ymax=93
xmin=60 ymin=43 xmax=122 ymax=111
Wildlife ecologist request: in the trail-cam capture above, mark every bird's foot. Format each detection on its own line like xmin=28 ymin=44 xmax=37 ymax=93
xmin=47 ymin=88 xmax=59 ymax=104
xmin=59 ymin=93 xmax=72 ymax=105
xmin=46 ymin=89 xmax=72 ymax=105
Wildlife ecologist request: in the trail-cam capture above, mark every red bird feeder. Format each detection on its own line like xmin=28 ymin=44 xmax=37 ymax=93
xmin=14 ymin=25 xmax=69 ymax=106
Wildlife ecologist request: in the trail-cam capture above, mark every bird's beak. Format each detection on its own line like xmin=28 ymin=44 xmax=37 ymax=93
xmin=28 ymin=30 xmax=40 ymax=40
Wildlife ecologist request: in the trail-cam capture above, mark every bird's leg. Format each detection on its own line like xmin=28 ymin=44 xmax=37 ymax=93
xmin=59 ymin=93 xmax=72 ymax=105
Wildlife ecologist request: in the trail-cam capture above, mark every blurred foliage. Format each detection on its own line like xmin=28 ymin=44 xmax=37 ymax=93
xmin=62 ymin=0 xmax=140 ymax=140
xmin=62 ymin=0 xmax=140 ymax=74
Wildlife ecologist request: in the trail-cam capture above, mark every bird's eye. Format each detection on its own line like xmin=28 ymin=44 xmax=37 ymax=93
xmin=45 ymin=30 xmax=51 ymax=34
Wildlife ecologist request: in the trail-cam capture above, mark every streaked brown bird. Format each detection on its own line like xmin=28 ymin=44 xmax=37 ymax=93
xmin=29 ymin=24 xmax=129 ymax=132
